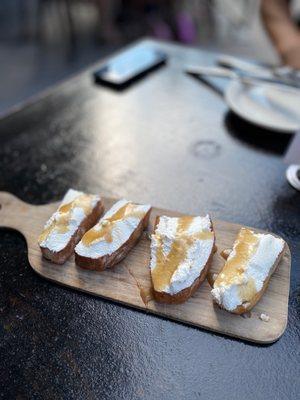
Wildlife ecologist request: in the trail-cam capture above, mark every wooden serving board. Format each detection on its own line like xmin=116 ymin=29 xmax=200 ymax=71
xmin=0 ymin=192 xmax=291 ymax=344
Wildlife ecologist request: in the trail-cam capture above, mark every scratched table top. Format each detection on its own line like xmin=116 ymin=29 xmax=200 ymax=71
xmin=0 ymin=39 xmax=299 ymax=400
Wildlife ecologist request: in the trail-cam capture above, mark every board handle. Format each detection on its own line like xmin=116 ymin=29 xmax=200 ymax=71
xmin=0 ymin=191 xmax=33 ymax=234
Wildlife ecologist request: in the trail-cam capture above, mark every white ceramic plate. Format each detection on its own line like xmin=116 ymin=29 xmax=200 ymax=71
xmin=225 ymin=80 xmax=300 ymax=133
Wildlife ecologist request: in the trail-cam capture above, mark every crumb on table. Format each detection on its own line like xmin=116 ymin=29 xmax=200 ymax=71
xmin=259 ymin=313 xmax=270 ymax=322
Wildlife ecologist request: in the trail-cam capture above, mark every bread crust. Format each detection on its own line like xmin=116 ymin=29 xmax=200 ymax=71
xmin=40 ymin=200 xmax=104 ymax=265
xmin=212 ymin=242 xmax=286 ymax=314
xmin=75 ymin=208 xmax=151 ymax=271
xmin=151 ymin=216 xmax=215 ymax=304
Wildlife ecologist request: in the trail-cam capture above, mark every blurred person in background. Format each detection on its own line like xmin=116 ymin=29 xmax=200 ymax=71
xmin=261 ymin=0 xmax=300 ymax=68
xmin=95 ymin=0 xmax=202 ymax=44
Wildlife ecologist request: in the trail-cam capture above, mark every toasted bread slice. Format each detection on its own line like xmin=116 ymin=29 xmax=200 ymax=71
xmin=75 ymin=199 xmax=151 ymax=271
xmin=38 ymin=189 xmax=104 ymax=264
xmin=149 ymin=215 xmax=215 ymax=304
xmin=211 ymin=228 xmax=286 ymax=314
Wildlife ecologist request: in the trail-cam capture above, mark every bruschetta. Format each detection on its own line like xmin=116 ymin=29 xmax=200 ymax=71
xmin=38 ymin=189 xmax=104 ymax=264
xmin=149 ymin=214 xmax=215 ymax=304
xmin=211 ymin=228 xmax=286 ymax=314
xmin=75 ymin=199 xmax=151 ymax=270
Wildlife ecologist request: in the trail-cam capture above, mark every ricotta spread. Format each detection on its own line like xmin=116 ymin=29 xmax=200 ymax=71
xmin=150 ymin=215 xmax=214 ymax=295
xmin=38 ymin=189 xmax=100 ymax=253
xmin=211 ymin=228 xmax=285 ymax=311
xmin=75 ymin=199 xmax=151 ymax=259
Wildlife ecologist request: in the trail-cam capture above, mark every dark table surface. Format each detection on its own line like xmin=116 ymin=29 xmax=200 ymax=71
xmin=0 ymin=39 xmax=299 ymax=400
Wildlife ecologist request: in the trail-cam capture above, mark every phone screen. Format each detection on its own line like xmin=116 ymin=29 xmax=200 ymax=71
xmin=94 ymin=44 xmax=167 ymax=87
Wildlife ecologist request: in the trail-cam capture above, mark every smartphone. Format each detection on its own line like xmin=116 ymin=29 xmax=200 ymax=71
xmin=93 ymin=44 xmax=167 ymax=89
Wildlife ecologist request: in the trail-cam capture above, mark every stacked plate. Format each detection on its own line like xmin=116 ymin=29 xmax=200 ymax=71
xmin=186 ymin=55 xmax=300 ymax=133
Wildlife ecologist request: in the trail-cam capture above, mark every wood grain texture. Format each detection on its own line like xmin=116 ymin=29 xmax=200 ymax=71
xmin=0 ymin=191 xmax=291 ymax=343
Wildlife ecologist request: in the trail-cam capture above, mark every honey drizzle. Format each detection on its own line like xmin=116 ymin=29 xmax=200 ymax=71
xmin=38 ymin=194 xmax=95 ymax=243
xmin=152 ymin=216 xmax=213 ymax=292
xmin=81 ymin=202 xmax=145 ymax=246
xmin=214 ymin=228 xmax=259 ymax=302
